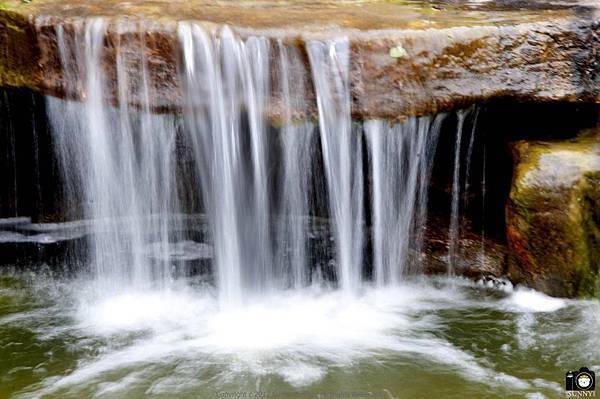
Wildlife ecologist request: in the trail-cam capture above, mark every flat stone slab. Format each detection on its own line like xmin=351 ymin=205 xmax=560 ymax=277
xmin=1 ymin=0 xmax=600 ymax=118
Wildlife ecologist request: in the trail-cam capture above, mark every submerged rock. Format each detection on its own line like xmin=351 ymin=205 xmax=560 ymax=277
xmin=506 ymin=130 xmax=600 ymax=297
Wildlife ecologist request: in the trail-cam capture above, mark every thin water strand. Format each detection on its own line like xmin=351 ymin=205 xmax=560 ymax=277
xmin=448 ymin=109 xmax=469 ymax=275
xmin=307 ymin=38 xmax=364 ymax=293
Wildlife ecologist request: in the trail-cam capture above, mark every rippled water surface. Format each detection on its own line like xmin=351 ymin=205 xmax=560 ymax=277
xmin=0 ymin=272 xmax=598 ymax=399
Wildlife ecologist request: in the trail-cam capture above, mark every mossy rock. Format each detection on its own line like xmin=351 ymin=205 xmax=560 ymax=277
xmin=506 ymin=130 xmax=600 ymax=298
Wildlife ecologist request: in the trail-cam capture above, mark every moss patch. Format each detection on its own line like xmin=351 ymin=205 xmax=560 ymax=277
xmin=507 ymin=130 xmax=600 ymax=297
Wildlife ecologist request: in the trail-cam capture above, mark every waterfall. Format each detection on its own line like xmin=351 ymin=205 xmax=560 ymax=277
xmin=447 ymin=109 xmax=468 ymax=275
xmin=46 ymin=19 xmax=322 ymax=304
xmin=463 ymin=107 xmax=480 ymax=207
xmin=178 ymin=23 xmax=276 ymax=305
xmin=462 ymin=107 xmax=485 ymax=267
xmin=414 ymin=114 xmax=447 ymax=268
xmin=43 ymin=17 xmax=467 ymax=303
xmin=307 ymin=39 xmax=364 ymax=293
xmin=481 ymin=143 xmax=487 ymax=266
xmin=274 ymin=40 xmax=315 ymax=289
xmin=446 ymin=107 xmax=483 ymax=275
xmin=364 ymin=116 xmax=443 ymax=285
xmin=48 ymin=19 xmax=183 ymax=291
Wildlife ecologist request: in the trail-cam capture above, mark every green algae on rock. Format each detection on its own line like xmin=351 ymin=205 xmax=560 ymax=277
xmin=506 ymin=131 xmax=600 ymax=298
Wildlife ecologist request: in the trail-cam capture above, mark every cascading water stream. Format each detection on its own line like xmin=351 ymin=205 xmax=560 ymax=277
xmin=43 ymin=17 xmax=467 ymax=304
xmin=365 ymin=117 xmax=443 ymax=285
xmin=446 ymin=107 xmax=482 ymax=275
xmin=307 ymin=39 xmax=364 ymax=294
xmin=463 ymin=107 xmax=480 ymax=207
xmin=274 ymin=40 xmax=315 ymax=289
xmin=447 ymin=109 xmax=468 ymax=275
xmin=414 ymin=114 xmax=446 ymax=266
xmin=462 ymin=107 xmax=486 ymax=267
xmin=178 ymin=23 xmax=277 ymax=305
xmin=47 ymin=19 xmax=328 ymax=305
xmin=481 ymin=143 xmax=487 ymax=266
xmin=49 ymin=19 xmax=183 ymax=291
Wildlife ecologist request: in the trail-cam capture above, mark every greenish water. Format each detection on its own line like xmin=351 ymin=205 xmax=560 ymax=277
xmin=0 ymin=272 xmax=597 ymax=399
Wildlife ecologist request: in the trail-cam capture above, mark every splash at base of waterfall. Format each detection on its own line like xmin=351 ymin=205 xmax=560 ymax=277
xmin=1 ymin=271 xmax=597 ymax=399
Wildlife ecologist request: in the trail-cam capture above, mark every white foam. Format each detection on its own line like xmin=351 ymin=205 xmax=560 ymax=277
xmin=525 ymin=393 xmax=547 ymax=399
xmin=13 ymin=279 xmax=583 ymax=398
xmin=76 ymin=289 xmax=214 ymax=335
xmin=22 ymin=281 xmax=535 ymax=396
xmin=507 ymin=289 xmax=567 ymax=313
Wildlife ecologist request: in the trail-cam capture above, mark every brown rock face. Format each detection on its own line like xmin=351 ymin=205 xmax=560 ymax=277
xmin=350 ymin=20 xmax=600 ymax=118
xmin=506 ymin=132 xmax=600 ymax=298
xmin=421 ymin=225 xmax=507 ymax=280
xmin=0 ymin=1 xmax=600 ymax=118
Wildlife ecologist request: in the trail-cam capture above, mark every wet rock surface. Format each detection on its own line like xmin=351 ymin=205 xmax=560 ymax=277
xmin=0 ymin=0 xmax=600 ymax=118
xmin=410 ymin=207 xmax=508 ymax=280
xmin=506 ymin=130 xmax=600 ymax=298
xmin=421 ymin=222 xmax=507 ymax=279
